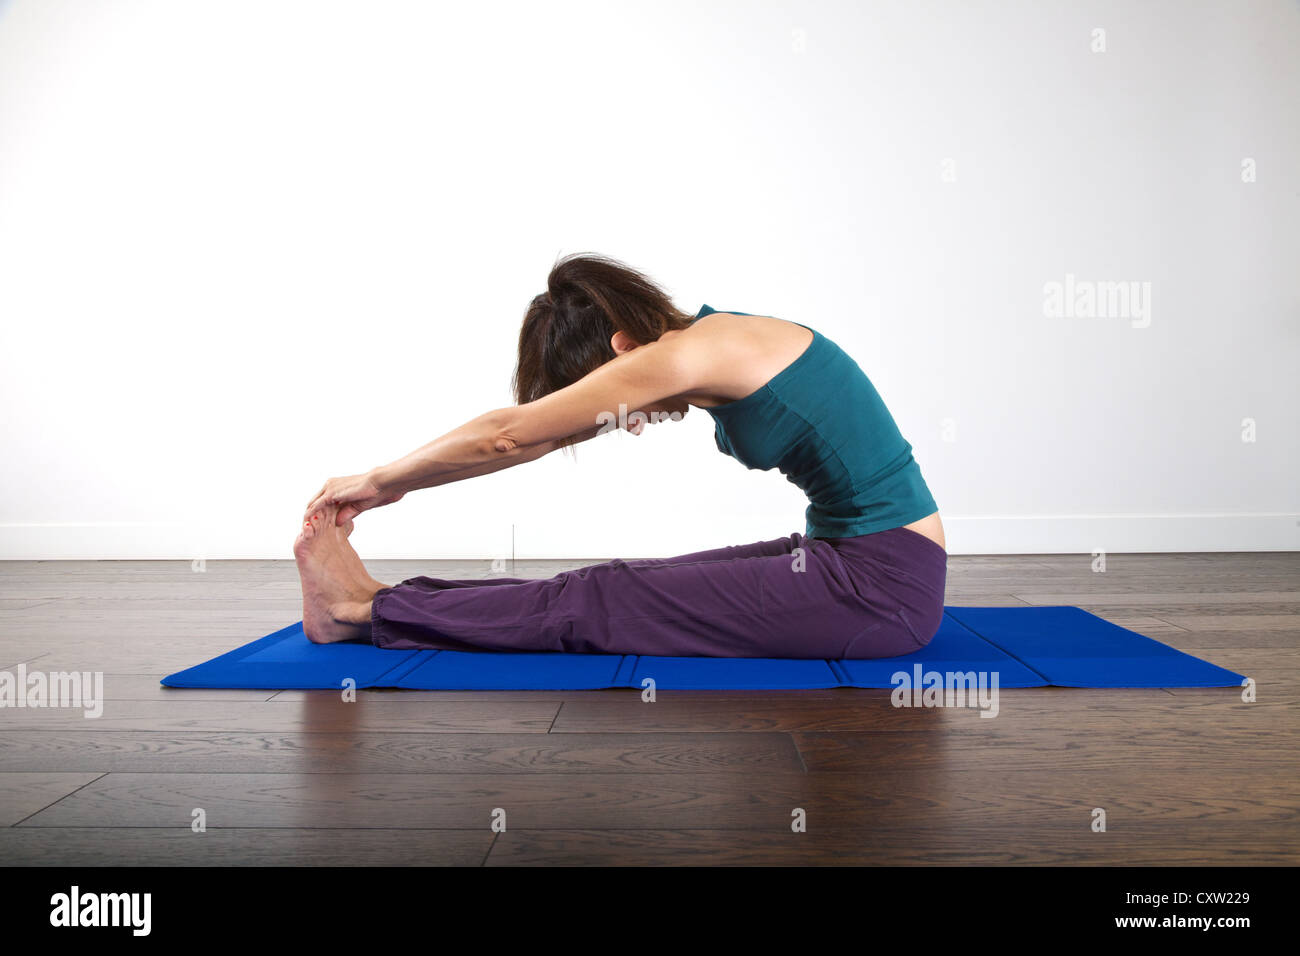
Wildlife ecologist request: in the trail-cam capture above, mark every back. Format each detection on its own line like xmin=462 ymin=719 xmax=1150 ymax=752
xmin=692 ymin=304 xmax=938 ymax=538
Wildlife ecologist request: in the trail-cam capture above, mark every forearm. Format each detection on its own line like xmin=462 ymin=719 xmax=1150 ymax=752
xmin=368 ymin=416 xmax=598 ymax=496
xmin=366 ymin=410 xmax=516 ymax=495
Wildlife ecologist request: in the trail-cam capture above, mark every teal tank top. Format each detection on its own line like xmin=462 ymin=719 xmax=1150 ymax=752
xmin=691 ymin=305 xmax=938 ymax=539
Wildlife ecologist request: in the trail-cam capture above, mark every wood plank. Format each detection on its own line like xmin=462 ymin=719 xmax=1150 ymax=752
xmin=1 ymin=645 xmax=295 ymax=674
xmin=0 ymin=651 xmax=49 ymax=670
xmin=1157 ymin=615 xmax=1300 ymax=632
xmin=1144 ymin=648 xmax=1299 ymax=683
xmin=549 ymin=691 xmax=1292 ymax=734
xmin=1128 ymin=628 xmax=1299 ymax=649
xmin=0 ymin=771 xmax=103 ymax=825
xmin=0 ymin=731 xmax=805 ymax=774
xmin=0 ymin=699 xmax=561 ymax=733
xmin=792 ymin=726 xmax=1296 ymax=773
xmin=80 ymin=677 xmax=278 ymax=701
xmin=937 ymin=593 xmax=1031 ymax=606
xmin=1018 ymin=592 xmax=1300 ymax=606
xmin=483 ymin=825 xmax=1300 ymax=866
xmin=1082 ymin=614 xmax=1187 ymax=634
xmin=0 ymin=828 xmax=490 ymax=866
xmin=18 ymin=769 xmax=1298 ymax=829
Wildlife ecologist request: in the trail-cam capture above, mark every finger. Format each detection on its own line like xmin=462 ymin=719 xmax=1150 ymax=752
xmin=303 ymin=492 xmax=333 ymax=521
xmin=337 ymin=504 xmax=360 ymax=525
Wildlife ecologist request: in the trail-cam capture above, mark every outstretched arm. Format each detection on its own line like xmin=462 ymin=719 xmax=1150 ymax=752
xmin=376 ymin=420 xmax=604 ymax=492
xmin=371 ymin=332 xmax=697 ymax=493
xmin=304 ymin=328 xmax=703 ymax=523
xmin=303 ymin=423 xmax=602 ymax=525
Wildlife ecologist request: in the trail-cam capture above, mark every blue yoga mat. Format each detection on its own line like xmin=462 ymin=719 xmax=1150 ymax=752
xmin=160 ymin=606 xmax=1245 ymax=691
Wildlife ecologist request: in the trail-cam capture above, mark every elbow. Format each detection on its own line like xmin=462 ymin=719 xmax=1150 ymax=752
xmin=479 ymin=409 xmax=529 ymax=458
xmin=488 ymin=434 xmax=519 ymax=455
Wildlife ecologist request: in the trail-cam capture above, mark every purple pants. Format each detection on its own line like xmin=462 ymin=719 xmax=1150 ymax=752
xmin=369 ymin=525 xmax=947 ymax=659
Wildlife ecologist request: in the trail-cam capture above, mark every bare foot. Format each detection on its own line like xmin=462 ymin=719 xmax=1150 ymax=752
xmin=339 ymin=516 xmax=390 ymax=593
xmin=294 ymin=504 xmax=391 ymax=644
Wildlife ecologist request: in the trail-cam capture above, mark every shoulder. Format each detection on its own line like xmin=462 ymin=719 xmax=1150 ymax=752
xmin=668 ymin=311 xmax=758 ymax=349
xmin=652 ymin=313 xmax=813 ymax=398
xmin=652 ymin=313 xmax=750 ymax=371
xmin=673 ymin=311 xmax=813 ymax=363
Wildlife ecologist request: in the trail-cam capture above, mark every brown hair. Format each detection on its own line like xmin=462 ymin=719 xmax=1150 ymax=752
xmin=512 ymin=252 xmax=695 ymax=447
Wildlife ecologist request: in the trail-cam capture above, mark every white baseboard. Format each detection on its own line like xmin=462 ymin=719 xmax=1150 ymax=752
xmin=0 ymin=514 xmax=1296 ymax=559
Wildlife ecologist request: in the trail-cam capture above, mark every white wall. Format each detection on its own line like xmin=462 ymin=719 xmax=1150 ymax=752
xmin=0 ymin=0 xmax=1296 ymax=560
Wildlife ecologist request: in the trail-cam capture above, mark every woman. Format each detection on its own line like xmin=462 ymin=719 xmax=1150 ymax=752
xmin=296 ymin=253 xmax=946 ymax=659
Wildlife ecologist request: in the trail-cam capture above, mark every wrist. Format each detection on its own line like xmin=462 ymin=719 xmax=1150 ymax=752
xmin=368 ymin=463 xmax=406 ymax=496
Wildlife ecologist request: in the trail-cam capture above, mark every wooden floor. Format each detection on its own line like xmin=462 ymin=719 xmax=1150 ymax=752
xmin=1 ymin=552 xmax=1296 ymax=866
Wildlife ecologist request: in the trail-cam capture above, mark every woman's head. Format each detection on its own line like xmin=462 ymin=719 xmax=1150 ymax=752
xmin=512 ymin=253 xmax=694 ymax=417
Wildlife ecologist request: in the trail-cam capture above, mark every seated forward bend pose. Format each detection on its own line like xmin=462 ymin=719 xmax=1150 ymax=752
xmin=296 ymin=253 xmax=947 ymax=658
